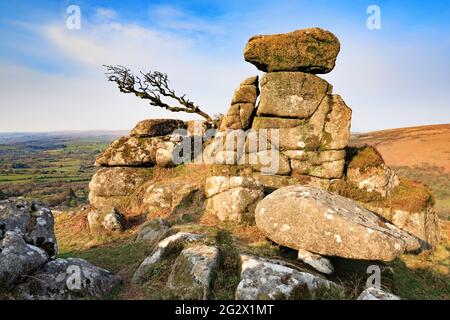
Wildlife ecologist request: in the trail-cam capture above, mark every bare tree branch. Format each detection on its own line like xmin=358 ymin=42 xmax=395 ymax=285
xmin=104 ymin=65 xmax=214 ymax=123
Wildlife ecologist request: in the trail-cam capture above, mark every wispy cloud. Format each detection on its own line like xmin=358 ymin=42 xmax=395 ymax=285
xmin=148 ymin=4 xmax=226 ymax=34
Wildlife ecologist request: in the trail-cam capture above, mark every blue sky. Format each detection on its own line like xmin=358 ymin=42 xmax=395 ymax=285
xmin=0 ymin=0 xmax=449 ymax=132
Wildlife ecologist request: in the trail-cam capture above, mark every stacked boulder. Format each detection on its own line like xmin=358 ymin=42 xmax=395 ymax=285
xmin=204 ymin=28 xmax=352 ymax=221
xmin=0 ymin=199 xmax=120 ymax=299
xmin=206 ymin=28 xmax=351 ymax=185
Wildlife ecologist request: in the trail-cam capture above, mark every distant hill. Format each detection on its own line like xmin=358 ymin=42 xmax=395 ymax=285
xmin=350 ymin=124 xmax=450 ymax=220
xmin=350 ymin=124 xmax=450 ymax=171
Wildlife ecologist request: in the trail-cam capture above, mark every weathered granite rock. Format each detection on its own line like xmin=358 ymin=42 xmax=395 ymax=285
xmin=95 ymin=136 xmax=156 ymax=167
xmin=88 ymin=208 xmax=126 ymax=233
xmin=297 ymin=249 xmax=334 ymax=275
xmin=255 ymin=185 xmax=421 ymax=261
xmin=247 ymin=150 xmax=292 ymax=176
xmin=88 ymin=167 xmax=152 ymax=211
xmin=220 ymin=76 xmax=259 ymax=131
xmin=185 ymin=120 xmax=213 ymax=137
xmin=244 ymin=28 xmax=340 ymax=73
xmin=0 ymin=231 xmax=49 ymax=290
xmin=87 ymin=210 xmax=101 ymax=233
xmin=286 ymin=150 xmax=346 ymax=179
xmin=231 ymin=76 xmax=259 ymax=105
xmin=252 ymin=117 xmax=304 ymax=129
xmin=101 ymin=209 xmax=126 ymax=232
xmin=167 ymin=245 xmax=219 ymax=300
xmin=132 ymin=232 xmax=204 ymax=284
xmin=205 ymin=176 xmax=264 ymax=223
xmin=235 ymin=255 xmax=339 ymax=300
xmin=290 ymin=158 xmax=345 ymax=179
xmin=220 ymin=103 xmax=255 ymax=131
xmin=257 ymin=72 xmax=332 ymax=119
xmin=131 ymin=119 xmax=186 ymax=138
xmin=154 ymin=139 xmax=180 ymax=167
xmin=135 ymin=218 xmax=171 ymax=242
xmin=13 ymin=258 xmax=121 ymax=300
xmin=0 ymin=199 xmax=57 ymax=258
xmin=95 ymin=135 xmax=183 ymax=168
xmin=270 ymin=126 xmax=322 ymax=151
xmin=284 ymin=150 xmax=346 ymax=162
xmin=320 ymin=95 xmax=352 ymax=150
xmin=368 ymin=204 xmax=441 ymax=249
xmin=346 ymin=146 xmax=399 ymax=197
xmin=139 ymin=181 xmax=202 ymax=216
xmin=357 ymin=287 xmax=400 ymax=300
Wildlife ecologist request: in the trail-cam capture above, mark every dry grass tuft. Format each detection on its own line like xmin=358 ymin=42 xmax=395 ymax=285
xmin=376 ymin=177 xmax=435 ymax=213
xmin=346 ymin=145 xmax=385 ymax=172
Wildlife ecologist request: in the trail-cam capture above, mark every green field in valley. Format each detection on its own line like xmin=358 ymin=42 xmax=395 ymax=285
xmin=0 ymin=132 xmax=124 ymax=208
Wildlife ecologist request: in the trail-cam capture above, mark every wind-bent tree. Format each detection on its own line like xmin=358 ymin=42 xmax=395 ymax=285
xmin=104 ymin=65 xmax=214 ymax=124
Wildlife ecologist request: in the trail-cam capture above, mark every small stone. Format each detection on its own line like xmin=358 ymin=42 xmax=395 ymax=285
xmin=102 ymin=209 xmax=125 ymax=232
xmin=167 ymin=245 xmax=219 ymax=300
xmin=132 ymin=232 xmax=204 ymax=284
xmin=135 ymin=218 xmax=171 ymax=243
xmin=297 ymin=249 xmax=334 ymax=275
xmin=357 ymin=287 xmax=400 ymax=300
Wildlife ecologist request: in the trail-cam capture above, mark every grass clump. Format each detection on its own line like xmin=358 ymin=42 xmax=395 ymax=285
xmin=346 ymin=146 xmax=385 ymax=172
xmin=329 ymin=179 xmax=383 ymax=202
xmin=393 ymin=165 xmax=450 ymax=219
xmin=375 ymin=177 xmax=435 ymax=213
xmin=212 ymin=229 xmax=241 ymax=300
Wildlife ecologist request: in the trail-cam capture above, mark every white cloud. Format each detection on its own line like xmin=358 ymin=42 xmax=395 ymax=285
xmin=0 ymin=18 xmax=255 ymax=132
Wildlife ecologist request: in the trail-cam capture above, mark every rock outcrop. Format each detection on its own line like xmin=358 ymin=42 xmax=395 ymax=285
xmin=0 ymin=199 xmax=120 ymax=299
xmin=89 ymin=167 xmax=153 ymax=212
xmin=13 ymin=258 xmax=121 ymax=300
xmin=345 ymin=146 xmax=400 ymax=198
xmin=0 ymin=199 xmax=57 ymax=258
xmin=0 ymin=231 xmax=49 ymax=290
xmin=235 ymin=255 xmax=340 ymax=300
xmin=255 ymin=185 xmax=421 ymax=261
